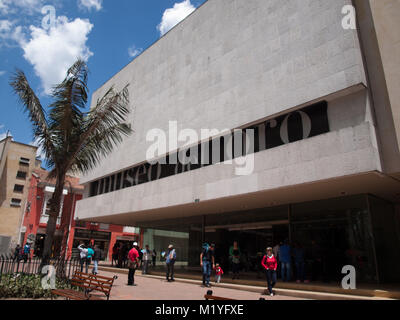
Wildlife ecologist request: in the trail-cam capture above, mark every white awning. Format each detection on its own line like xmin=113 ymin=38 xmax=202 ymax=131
xmin=44 ymin=186 xmax=68 ymax=195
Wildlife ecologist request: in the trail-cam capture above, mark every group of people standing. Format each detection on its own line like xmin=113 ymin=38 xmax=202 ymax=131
xmin=259 ymin=240 xmax=314 ymax=296
xmin=112 ymin=242 xmax=157 ymax=271
xmin=74 ymin=238 xmax=322 ymax=297
xmin=77 ymin=242 xmax=104 ymax=274
xmin=200 ymin=242 xmax=224 ymax=287
xmin=126 ymin=242 xmax=176 ymax=286
xmin=13 ymin=243 xmax=32 ymax=262
xmin=270 ymin=240 xmax=314 ymax=283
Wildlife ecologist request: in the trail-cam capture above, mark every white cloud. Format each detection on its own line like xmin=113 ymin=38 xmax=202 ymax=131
xmin=0 ymin=71 xmax=5 ymax=76
xmin=78 ymin=0 xmax=102 ymax=11
xmin=30 ymin=138 xmax=46 ymax=160
xmin=0 ymin=0 xmax=44 ymax=15
xmin=21 ymin=16 xmax=94 ymax=94
xmin=128 ymin=45 xmax=142 ymax=58
xmin=0 ymin=20 xmax=12 ymax=32
xmin=157 ymin=0 xmax=196 ymax=36
xmin=0 ymin=125 xmax=11 ymax=141
xmin=0 ymin=20 xmax=27 ymax=47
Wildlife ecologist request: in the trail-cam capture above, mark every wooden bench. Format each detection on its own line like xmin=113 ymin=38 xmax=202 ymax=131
xmin=204 ymin=290 xmax=236 ymax=301
xmin=51 ymin=271 xmax=117 ymax=300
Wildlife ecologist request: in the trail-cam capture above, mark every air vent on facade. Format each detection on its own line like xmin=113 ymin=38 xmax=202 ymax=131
xmin=19 ymin=157 xmax=30 ymax=166
xmin=10 ymin=198 xmax=22 ymax=207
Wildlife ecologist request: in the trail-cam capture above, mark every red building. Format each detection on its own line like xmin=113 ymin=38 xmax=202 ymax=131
xmin=21 ymin=168 xmax=141 ymax=260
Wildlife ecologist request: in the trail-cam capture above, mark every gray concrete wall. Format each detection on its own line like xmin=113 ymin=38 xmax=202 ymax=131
xmin=354 ymin=0 xmax=400 ymax=175
xmin=80 ymin=0 xmax=367 ymax=185
xmin=76 ymin=87 xmax=382 ymax=221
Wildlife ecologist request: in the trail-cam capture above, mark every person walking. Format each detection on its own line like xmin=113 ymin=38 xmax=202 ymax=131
xmin=273 ymin=241 xmax=281 ymax=278
xmin=279 ymin=239 xmax=292 ymax=282
xmin=23 ymin=243 xmax=31 ymax=262
xmin=87 ymin=244 xmax=94 ymax=271
xmin=117 ymin=242 xmax=124 ymax=268
xmin=127 ymin=242 xmax=140 ymax=286
xmin=112 ymin=242 xmax=119 ymax=267
xmin=122 ymin=243 xmax=128 ymax=268
xmin=215 ymin=263 xmax=224 ymax=283
xmin=152 ymin=249 xmax=157 ymax=267
xmin=165 ymin=244 xmax=176 ymax=282
xmin=256 ymin=252 xmax=264 ymax=279
xmin=293 ymin=242 xmax=307 ymax=283
xmin=13 ymin=244 xmax=21 ymax=261
xmin=142 ymin=245 xmax=151 ymax=275
xmin=261 ymin=247 xmax=278 ymax=296
xmin=229 ymin=241 xmax=241 ymax=280
xmin=200 ymin=243 xmax=215 ymax=287
xmin=78 ymin=243 xmax=89 ymax=273
xmin=92 ymin=245 xmax=103 ymax=275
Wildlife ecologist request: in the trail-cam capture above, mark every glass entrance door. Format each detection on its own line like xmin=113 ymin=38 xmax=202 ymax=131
xmin=291 ymin=195 xmax=377 ymax=283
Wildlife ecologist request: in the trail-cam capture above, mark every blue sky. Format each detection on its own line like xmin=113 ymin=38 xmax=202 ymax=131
xmin=0 ymin=0 xmax=206 ymax=149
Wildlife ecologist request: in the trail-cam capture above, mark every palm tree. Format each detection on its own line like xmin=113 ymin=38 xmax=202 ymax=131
xmin=10 ymin=59 xmax=132 ymax=268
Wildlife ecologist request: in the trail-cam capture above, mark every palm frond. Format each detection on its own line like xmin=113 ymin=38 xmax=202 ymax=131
xmin=70 ymin=123 xmax=132 ymax=173
xmin=64 ymin=84 xmax=132 ymax=172
xmin=9 ymin=69 xmax=55 ymax=161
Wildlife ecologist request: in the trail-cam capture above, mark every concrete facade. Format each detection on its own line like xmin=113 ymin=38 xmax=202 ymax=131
xmin=353 ymin=0 xmax=400 ymax=177
xmin=368 ymin=0 xmax=400 ymax=164
xmin=75 ymin=0 xmax=400 ymax=225
xmin=80 ymin=0 xmax=366 ymax=184
xmin=73 ymin=0 xmax=400 ymax=283
xmin=0 ymin=137 xmax=38 ymax=254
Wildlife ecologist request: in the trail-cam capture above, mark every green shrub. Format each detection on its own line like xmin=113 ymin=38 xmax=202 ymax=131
xmin=0 ymin=274 xmax=74 ymax=299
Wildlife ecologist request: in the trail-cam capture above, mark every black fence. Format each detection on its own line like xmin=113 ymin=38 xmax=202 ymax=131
xmin=0 ymin=254 xmax=81 ymax=281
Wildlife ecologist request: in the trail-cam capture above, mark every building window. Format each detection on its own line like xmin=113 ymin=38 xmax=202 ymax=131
xmin=16 ymin=171 xmax=27 ymax=179
xmin=13 ymin=184 xmax=24 ymax=193
xmin=40 ymin=195 xmax=64 ymax=225
xmin=104 ymin=177 xmax=110 ymax=193
xmin=19 ymin=157 xmax=30 ymax=166
xmin=110 ymin=175 xmax=115 ymax=192
xmin=75 ymin=220 xmax=87 ymax=228
xmin=99 ymin=179 xmax=104 ymax=195
xmin=115 ymin=173 xmax=122 ymax=191
xmin=90 ymin=181 xmax=99 ymax=197
xmin=10 ymin=198 xmax=22 ymax=207
xmin=99 ymin=223 xmax=110 ymax=230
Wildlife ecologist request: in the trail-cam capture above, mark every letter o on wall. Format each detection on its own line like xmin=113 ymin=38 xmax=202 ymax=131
xmin=280 ymin=111 xmax=312 ymax=144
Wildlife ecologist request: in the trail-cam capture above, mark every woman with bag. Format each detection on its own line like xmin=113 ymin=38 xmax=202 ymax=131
xmin=261 ymin=247 xmax=278 ymax=296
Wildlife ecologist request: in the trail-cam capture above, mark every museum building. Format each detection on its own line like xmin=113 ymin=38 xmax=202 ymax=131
xmin=75 ymin=0 xmax=400 ymax=283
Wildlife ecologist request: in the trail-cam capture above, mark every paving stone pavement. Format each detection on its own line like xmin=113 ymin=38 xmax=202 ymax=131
xmin=92 ymin=270 xmax=306 ymax=300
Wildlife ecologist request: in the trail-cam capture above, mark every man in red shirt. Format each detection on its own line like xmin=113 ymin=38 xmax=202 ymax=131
xmin=261 ymin=247 xmax=278 ymax=296
xmin=127 ymin=242 xmax=140 ymax=286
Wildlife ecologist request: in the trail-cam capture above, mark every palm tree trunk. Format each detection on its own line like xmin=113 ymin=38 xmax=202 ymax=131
xmin=40 ymin=172 xmax=66 ymax=271
xmin=59 ymin=211 xmax=71 ymax=261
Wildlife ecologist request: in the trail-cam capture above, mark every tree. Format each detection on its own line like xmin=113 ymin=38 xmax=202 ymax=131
xmin=10 ymin=59 xmax=132 ymax=268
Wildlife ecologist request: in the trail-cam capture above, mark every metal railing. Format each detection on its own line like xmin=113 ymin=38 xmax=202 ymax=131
xmin=0 ymin=254 xmax=81 ymax=281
